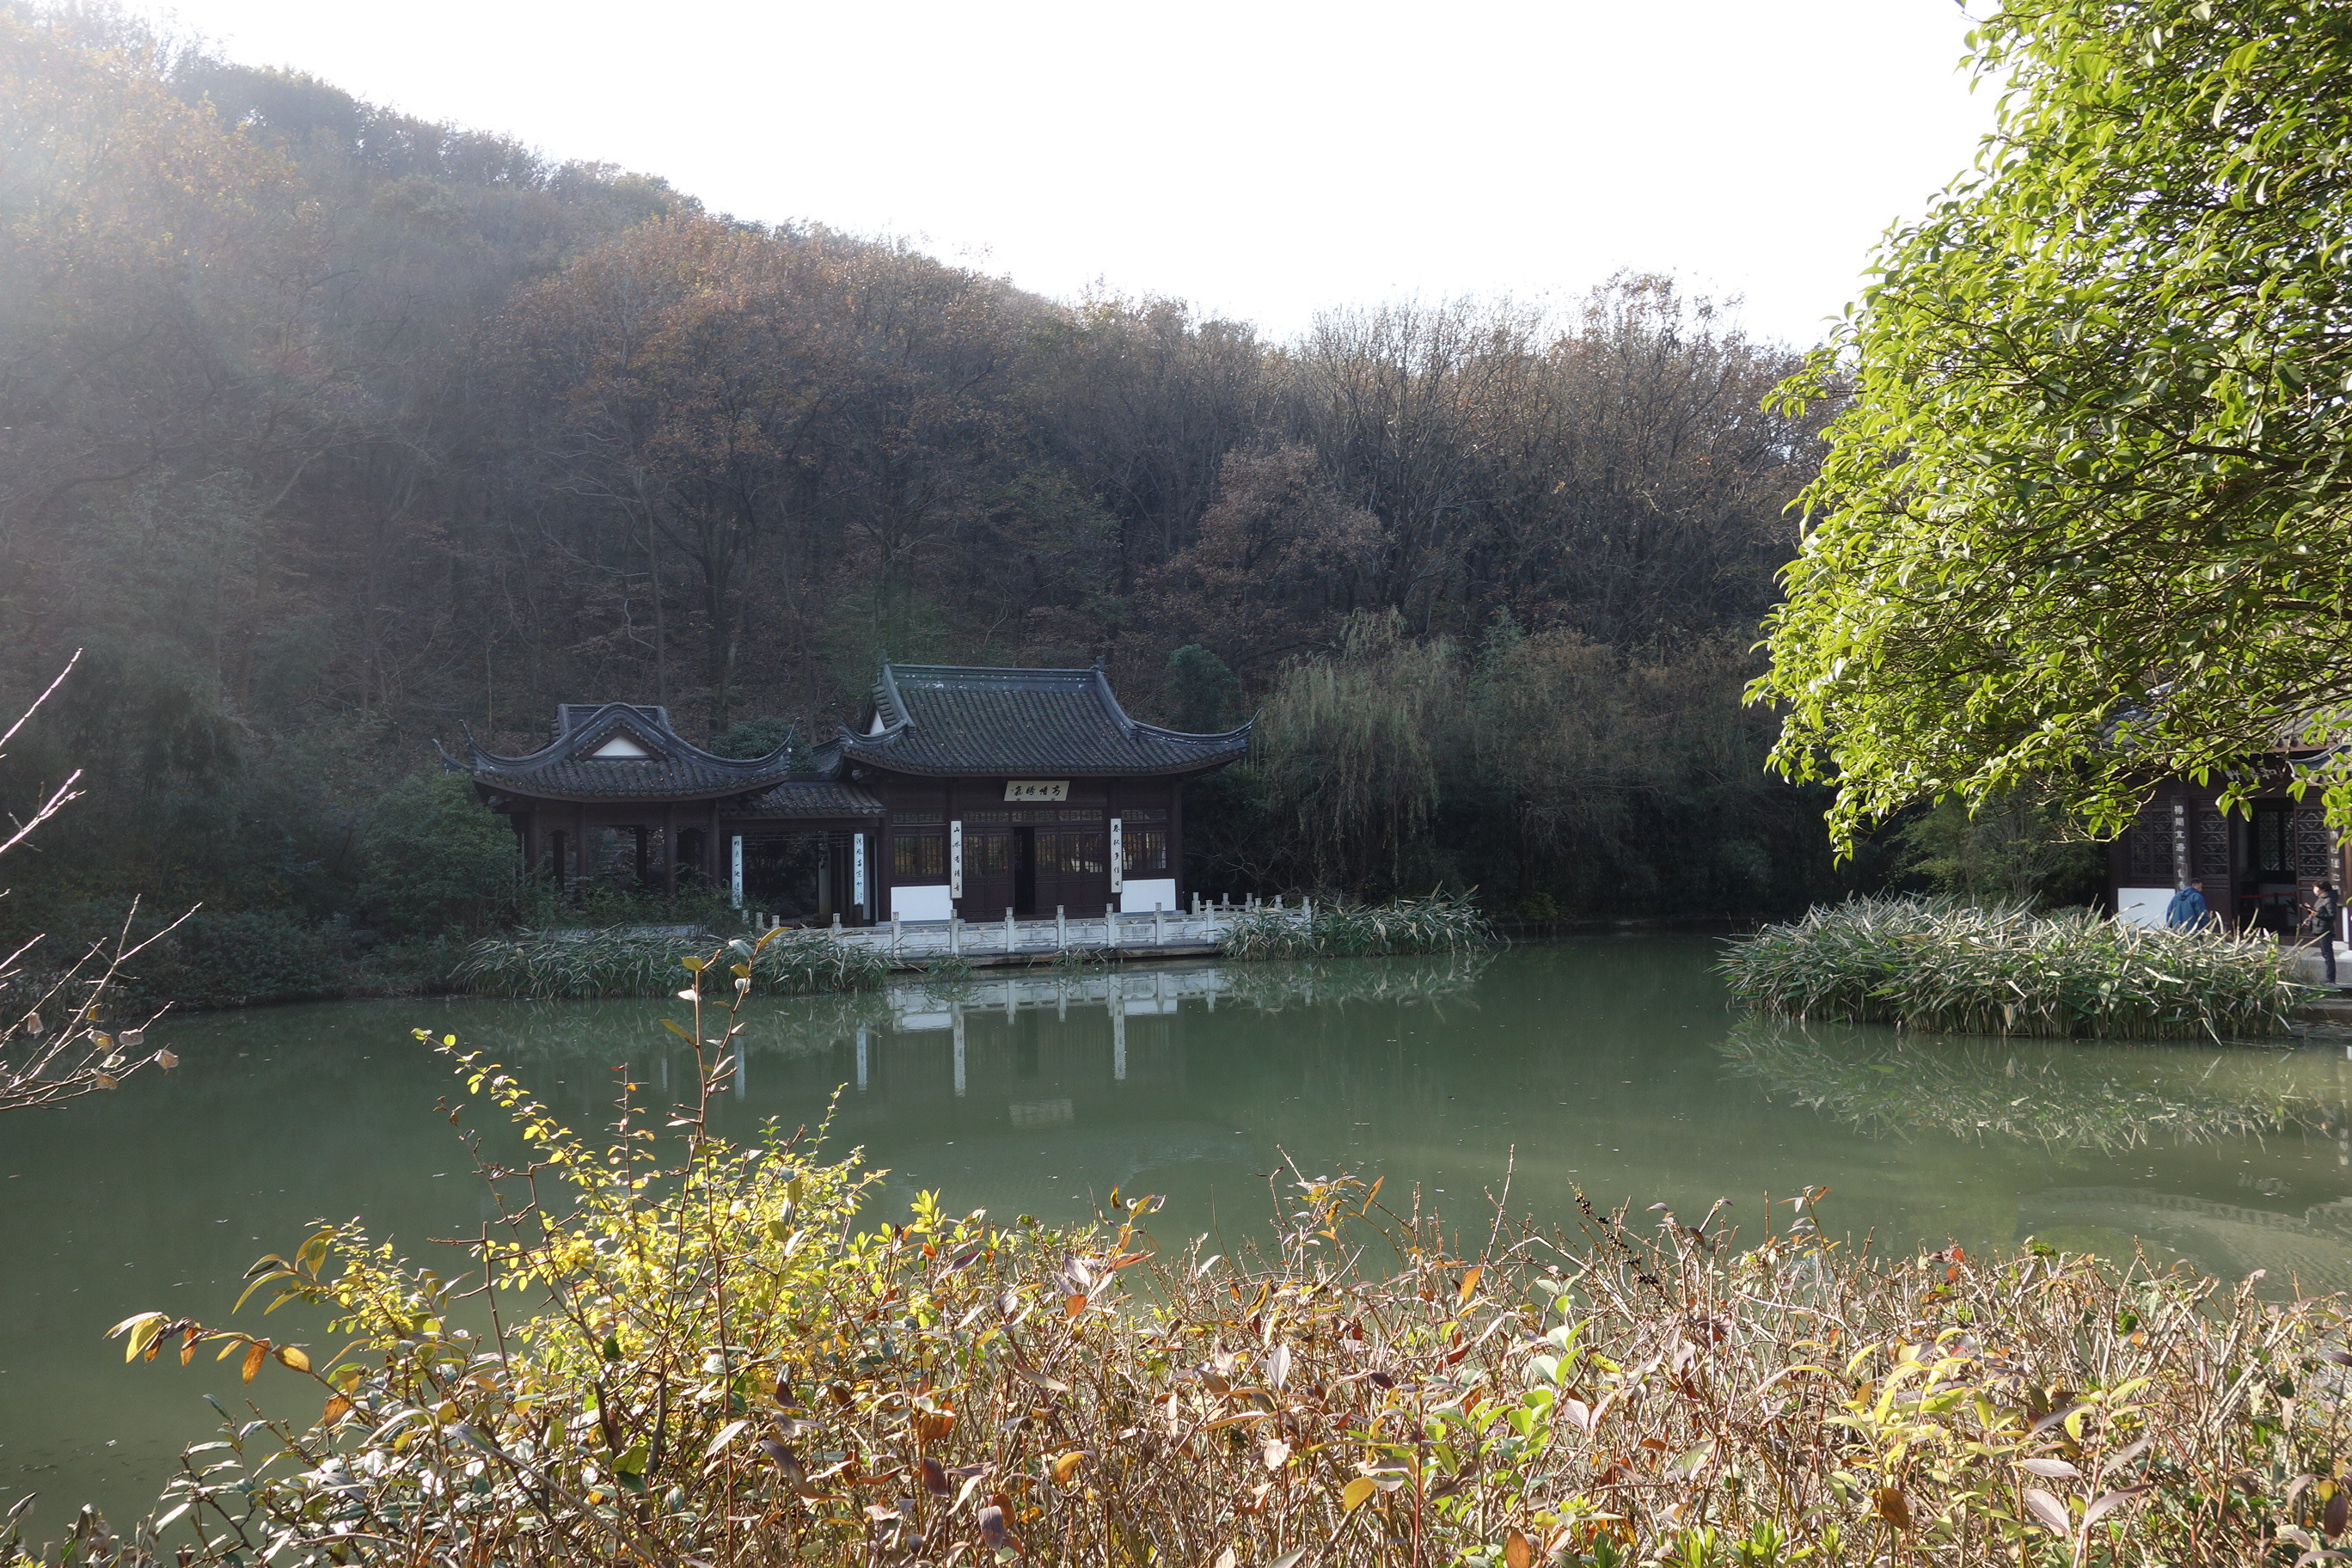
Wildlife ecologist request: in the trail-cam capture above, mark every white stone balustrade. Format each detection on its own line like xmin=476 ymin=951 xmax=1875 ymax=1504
xmin=748 ymin=897 xmax=1312 ymax=970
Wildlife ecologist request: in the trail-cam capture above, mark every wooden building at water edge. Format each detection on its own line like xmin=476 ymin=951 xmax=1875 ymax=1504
xmin=2108 ymin=771 xmax=2352 ymax=934
xmin=443 ymin=664 xmax=1251 ymax=925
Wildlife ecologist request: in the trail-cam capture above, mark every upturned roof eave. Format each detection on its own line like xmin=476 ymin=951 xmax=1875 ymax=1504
xmin=469 ymin=775 xmax=799 ymax=805
xmin=1129 ymin=717 xmax=1254 ymax=748
xmin=456 ymin=703 xmax=795 ymax=775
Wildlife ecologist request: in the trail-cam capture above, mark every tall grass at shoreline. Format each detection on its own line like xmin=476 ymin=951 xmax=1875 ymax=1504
xmin=1222 ymin=890 xmax=1494 ymax=959
xmin=454 ymin=925 xmax=888 ymax=999
xmin=1722 ymin=894 xmax=2307 ymax=1039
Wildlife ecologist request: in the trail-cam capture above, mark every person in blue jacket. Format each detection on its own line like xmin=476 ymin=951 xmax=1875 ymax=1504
xmin=2164 ymin=879 xmax=2212 ymax=931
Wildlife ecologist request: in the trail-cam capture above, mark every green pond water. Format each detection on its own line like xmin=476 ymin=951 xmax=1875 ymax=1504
xmin=5 ymin=934 xmax=2352 ymax=1527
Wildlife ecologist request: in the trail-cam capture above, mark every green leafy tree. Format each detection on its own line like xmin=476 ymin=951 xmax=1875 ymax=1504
xmin=708 ymin=715 xmax=793 ymax=759
xmin=359 ymin=774 xmax=517 ymax=938
xmin=1161 ymin=644 xmax=1241 ymax=732
xmin=1757 ymin=0 xmax=2352 ymax=848
xmin=1891 ymin=794 xmax=2104 ymax=908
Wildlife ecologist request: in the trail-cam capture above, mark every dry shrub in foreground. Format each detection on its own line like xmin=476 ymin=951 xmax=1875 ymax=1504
xmin=1 ymin=654 xmax=181 ymax=1114
xmin=15 ymin=943 xmax=2352 ymax=1567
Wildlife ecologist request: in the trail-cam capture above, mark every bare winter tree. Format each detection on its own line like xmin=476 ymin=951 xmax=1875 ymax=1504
xmin=0 ymin=654 xmax=182 ymax=1112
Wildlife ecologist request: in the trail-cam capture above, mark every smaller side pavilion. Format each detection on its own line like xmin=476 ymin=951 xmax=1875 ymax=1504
xmin=2108 ymin=769 xmax=2351 ymax=933
xmin=444 ymin=702 xmax=884 ymax=922
xmin=444 ymin=665 xmax=1250 ymax=925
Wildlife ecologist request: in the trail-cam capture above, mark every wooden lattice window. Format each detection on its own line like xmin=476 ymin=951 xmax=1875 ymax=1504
xmin=2196 ymin=807 xmax=2229 ymax=879
xmin=2125 ymin=808 xmax=2169 ymax=881
xmin=2253 ymin=804 xmax=2294 ymax=878
xmin=2295 ymin=808 xmax=2335 ymax=880
xmin=1121 ymin=829 xmax=1168 ymax=874
xmin=892 ymin=833 xmax=945 ymax=879
xmin=970 ymin=833 xmax=1014 ymax=876
xmin=1037 ymin=832 xmax=1104 ymax=875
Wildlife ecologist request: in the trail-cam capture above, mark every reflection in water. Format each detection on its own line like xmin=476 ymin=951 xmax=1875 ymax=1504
xmin=1718 ymin=1020 xmax=2337 ymax=1152
xmin=2016 ymin=1187 xmax=2352 ymax=1293
xmin=1720 ymin=1017 xmax=2352 ymax=1294
xmin=472 ymin=952 xmax=1497 ymax=1066
xmin=6 ymin=937 xmax=2352 ymax=1526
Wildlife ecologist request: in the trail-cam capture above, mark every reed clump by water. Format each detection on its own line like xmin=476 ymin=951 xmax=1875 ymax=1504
xmin=37 ymin=958 xmax=2352 ymax=1568
xmin=454 ymin=924 xmax=888 ymax=999
xmin=1721 ymin=895 xmax=2307 ymax=1039
xmin=1222 ymin=890 xmax=1495 ymax=960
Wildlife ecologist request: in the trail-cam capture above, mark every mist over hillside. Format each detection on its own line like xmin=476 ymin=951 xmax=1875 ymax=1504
xmin=0 ymin=4 xmax=1865 ymax=952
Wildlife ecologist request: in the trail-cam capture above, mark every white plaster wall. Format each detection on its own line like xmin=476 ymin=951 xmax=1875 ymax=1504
xmin=891 ymin=885 xmax=954 ymax=922
xmin=2116 ymin=887 xmax=2174 ymax=928
xmin=1121 ymin=877 xmax=1177 ymax=914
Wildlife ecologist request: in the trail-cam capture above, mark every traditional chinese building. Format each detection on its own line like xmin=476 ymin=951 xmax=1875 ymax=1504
xmin=444 ymin=664 xmax=1249 ymax=925
xmin=2108 ymin=771 xmax=2350 ymax=932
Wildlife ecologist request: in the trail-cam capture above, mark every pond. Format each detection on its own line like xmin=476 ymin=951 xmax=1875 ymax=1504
xmin=5 ymin=934 xmax=2351 ymax=1527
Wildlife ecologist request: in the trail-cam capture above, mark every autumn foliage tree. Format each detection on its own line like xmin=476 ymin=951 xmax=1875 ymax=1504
xmin=0 ymin=4 xmax=1843 ymax=928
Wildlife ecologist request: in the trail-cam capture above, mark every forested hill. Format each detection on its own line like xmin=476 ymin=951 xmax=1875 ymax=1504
xmin=0 ymin=5 xmax=1867 ymax=950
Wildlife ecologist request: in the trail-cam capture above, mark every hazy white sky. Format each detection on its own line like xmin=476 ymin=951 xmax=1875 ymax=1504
xmin=138 ymin=0 xmax=1997 ymax=347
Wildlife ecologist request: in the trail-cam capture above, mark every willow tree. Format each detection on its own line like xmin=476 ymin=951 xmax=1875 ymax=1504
xmin=1255 ymin=611 xmax=1460 ymax=892
xmin=1756 ymin=0 xmax=2352 ymax=848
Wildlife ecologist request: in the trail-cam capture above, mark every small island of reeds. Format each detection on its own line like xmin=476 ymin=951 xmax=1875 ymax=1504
xmin=1721 ymin=895 xmax=2309 ymax=1041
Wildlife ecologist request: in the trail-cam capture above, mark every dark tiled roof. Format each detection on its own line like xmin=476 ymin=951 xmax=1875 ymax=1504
xmin=736 ymin=781 xmax=884 ymax=818
xmin=558 ymin=702 xmax=664 ymax=735
xmin=444 ymin=703 xmax=798 ymax=802
xmin=837 ymin=665 xmax=1250 ymax=778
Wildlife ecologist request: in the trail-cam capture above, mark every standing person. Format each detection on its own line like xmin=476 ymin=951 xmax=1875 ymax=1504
xmin=2305 ymin=881 xmax=2343 ymax=985
xmin=2164 ymin=878 xmax=2211 ymax=931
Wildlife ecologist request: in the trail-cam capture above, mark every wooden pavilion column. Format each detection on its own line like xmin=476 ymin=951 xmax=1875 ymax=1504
xmin=1169 ymin=780 xmax=1185 ymax=908
xmin=663 ymin=803 xmax=677 ymax=898
xmin=574 ymin=801 xmax=591 ymax=898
